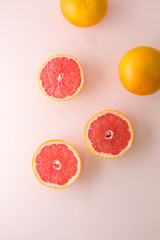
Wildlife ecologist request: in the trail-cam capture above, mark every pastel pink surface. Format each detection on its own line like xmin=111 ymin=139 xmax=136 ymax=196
xmin=1 ymin=0 xmax=160 ymax=240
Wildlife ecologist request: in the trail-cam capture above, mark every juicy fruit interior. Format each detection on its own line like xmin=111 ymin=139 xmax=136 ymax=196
xmin=35 ymin=143 xmax=78 ymax=186
xmin=40 ymin=56 xmax=82 ymax=99
xmin=88 ymin=113 xmax=131 ymax=156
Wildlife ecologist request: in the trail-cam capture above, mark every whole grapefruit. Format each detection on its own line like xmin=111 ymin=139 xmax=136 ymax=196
xmin=119 ymin=46 xmax=160 ymax=95
xmin=60 ymin=0 xmax=107 ymax=27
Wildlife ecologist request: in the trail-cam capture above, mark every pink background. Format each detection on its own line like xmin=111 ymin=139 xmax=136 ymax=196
xmin=1 ymin=0 xmax=160 ymax=239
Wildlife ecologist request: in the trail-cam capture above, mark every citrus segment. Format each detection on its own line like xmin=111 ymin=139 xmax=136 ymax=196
xmin=38 ymin=55 xmax=84 ymax=101
xmin=84 ymin=110 xmax=134 ymax=158
xmin=32 ymin=140 xmax=81 ymax=188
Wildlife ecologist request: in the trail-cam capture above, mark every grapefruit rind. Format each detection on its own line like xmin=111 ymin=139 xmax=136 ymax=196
xmin=60 ymin=0 xmax=108 ymax=28
xmin=38 ymin=54 xmax=84 ymax=101
xmin=119 ymin=46 xmax=160 ymax=95
xmin=32 ymin=140 xmax=81 ymax=189
xmin=84 ymin=110 xmax=134 ymax=159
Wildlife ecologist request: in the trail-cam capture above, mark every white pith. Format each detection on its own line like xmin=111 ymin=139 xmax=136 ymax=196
xmin=39 ymin=55 xmax=84 ymax=101
xmin=85 ymin=110 xmax=134 ymax=158
xmin=53 ymin=160 xmax=61 ymax=170
xmin=57 ymin=73 xmax=63 ymax=82
xmin=105 ymin=130 xmax=114 ymax=139
xmin=33 ymin=140 xmax=81 ymax=188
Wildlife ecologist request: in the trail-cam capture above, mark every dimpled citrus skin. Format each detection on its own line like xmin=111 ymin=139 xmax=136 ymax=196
xmin=60 ymin=0 xmax=107 ymax=27
xmin=119 ymin=46 xmax=160 ymax=95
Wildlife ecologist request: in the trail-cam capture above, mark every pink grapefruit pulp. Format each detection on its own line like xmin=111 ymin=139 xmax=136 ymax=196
xmin=32 ymin=140 xmax=81 ymax=188
xmin=84 ymin=110 xmax=134 ymax=158
xmin=38 ymin=54 xmax=84 ymax=101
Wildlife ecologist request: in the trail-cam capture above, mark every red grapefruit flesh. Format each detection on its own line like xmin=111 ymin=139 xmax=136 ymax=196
xmin=32 ymin=140 xmax=81 ymax=188
xmin=84 ymin=110 xmax=134 ymax=158
xmin=38 ymin=55 xmax=84 ymax=101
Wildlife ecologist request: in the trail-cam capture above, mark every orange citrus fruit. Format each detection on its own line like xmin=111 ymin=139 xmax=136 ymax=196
xmin=84 ymin=110 xmax=134 ymax=159
xmin=32 ymin=140 xmax=81 ymax=189
xmin=60 ymin=0 xmax=107 ymax=27
xmin=38 ymin=54 xmax=84 ymax=101
xmin=119 ymin=46 xmax=160 ymax=95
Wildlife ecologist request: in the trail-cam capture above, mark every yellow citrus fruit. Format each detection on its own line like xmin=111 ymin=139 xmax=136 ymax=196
xmin=32 ymin=140 xmax=81 ymax=189
xmin=119 ymin=46 xmax=160 ymax=95
xmin=84 ymin=110 xmax=134 ymax=159
xmin=60 ymin=0 xmax=107 ymax=27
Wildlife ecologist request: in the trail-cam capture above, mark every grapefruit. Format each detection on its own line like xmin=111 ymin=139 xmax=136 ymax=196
xmin=119 ymin=46 xmax=160 ymax=95
xmin=32 ymin=140 xmax=81 ymax=188
xmin=84 ymin=110 xmax=134 ymax=159
xmin=38 ymin=54 xmax=84 ymax=101
xmin=60 ymin=0 xmax=107 ymax=27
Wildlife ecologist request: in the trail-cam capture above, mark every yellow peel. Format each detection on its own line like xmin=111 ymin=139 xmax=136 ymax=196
xmin=60 ymin=0 xmax=108 ymax=28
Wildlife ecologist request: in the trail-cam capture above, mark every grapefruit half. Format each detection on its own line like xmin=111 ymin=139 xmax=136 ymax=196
xmin=32 ymin=140 xmax=81 ymax=188
xmin=38 ymin=54 xmax=84 ymax=101
xmin=84 ymin=110 xmax=134 ymax=158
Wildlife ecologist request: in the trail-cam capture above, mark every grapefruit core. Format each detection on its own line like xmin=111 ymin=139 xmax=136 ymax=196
xmin=32 ymin=140 xmax=81 ymax=188
xmin=84 ymin=110 xmax=134 ymax=159
xmin=38 ymin=54 xmax=84 ymax=101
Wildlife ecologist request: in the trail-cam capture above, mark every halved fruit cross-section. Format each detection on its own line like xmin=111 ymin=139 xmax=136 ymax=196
xmin=84 ymin=110 xmax=134 ymax=158
xmin=38 ymin=54 xmax=84 ymax=101
xmin=32 ymin=140 xmax=81 ymax=188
